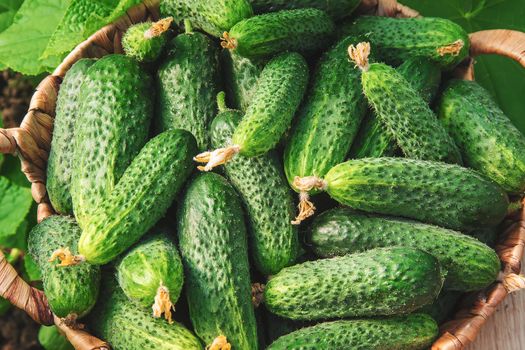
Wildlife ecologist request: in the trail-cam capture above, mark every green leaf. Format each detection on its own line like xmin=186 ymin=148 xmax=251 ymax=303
xmin=23 ymin=254 xmax=42 ymax=282
xmin=1 ymin=155 xmax=31 ymax=188
xmin=0 ymin=0 xmax=24 ymax=33
xmin=0 ymin=177 xmax=33 ymax=248
xmin=400 ymin=0 xmax=525 ymax=133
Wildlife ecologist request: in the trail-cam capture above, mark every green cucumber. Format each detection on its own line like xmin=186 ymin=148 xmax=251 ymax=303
xmin=341 ymin=16 xmax=469 ymax=69
xmin=264 ymin=247 xmax=444 ymax=320
xmin=195 ymin=52 xmax=308 ymax=171
xmin=38 ymin=326 xmax=74 ymax=350
xmin=77 ymin=130 xmax=196 ymax=265
xmin=223 ymin=9 xmax=335 ymax=59
xmin=294 ymin=158 xmax=508 ymax=232
xmin=308 ymin=208 xmax=500 ymax=291
xmin=267 ymin=314 xmax=438 ymax=350
xmin=71 ymin=54 xmax=153 ymax=228
xmin=250 ymin=0 xmax=360 ymax=20
xmin=116 ymin=234 xmax=183 ymax=321
xmin=349 ymin=43 xmax=462 ymax=164
xmin=284 ymin=35 xmax=367 ymax=196
xmin=122 ymin=18 xmax=172 ymax=63
xmin=210 ymin=94 xmax=299 ymax=275
xmin=160 ymin=0 xmax=252 ymax=37
xmin=28 ymin=216 xmax=100 ymax=318
xmin=349 ymin=57 xmax=442 ymax=158
xmin=438 ymin=79 xmax=525 ymax=194
xmin=178 ymin=173 xmax=258 ymax=349
xmin=156 ymin=24 xmax=221 ymax=150
xmin=47 ymin=58 xmax=94 ymax=215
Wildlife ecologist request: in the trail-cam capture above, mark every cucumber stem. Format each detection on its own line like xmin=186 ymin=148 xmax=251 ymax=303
xmin=194 ymin=145 xmax=240 ymax=171
xmin=48 ymin=248 xmax=85 ymax=267
xmin=217 ymin=92 xmax=228 ymax=112
xmin=291 ymin=176 xmax=328 ymax=225
xmin=184 ymin=19 xmax=193 ymax=34
xmin=152 ymin=282 xmax=174 ymax=324
xmin=436 ymin=39 xmax=464 ymax=57
xmin=145 ymin=17 xmax=173 ymax=39
xmin=220 ymin=32 xmax=237 ymax=50
xmin=348 ymin=42 xmax=371 ymax=72
xmin=502 ymin=273 xmax=525 ymax=293
xmin=207 ymin=335 xmax=231 ymax=350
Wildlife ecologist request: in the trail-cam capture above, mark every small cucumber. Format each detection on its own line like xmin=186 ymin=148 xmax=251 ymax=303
xmin=308 ymin=208 xmax=500 ymax=291
xmin=222 ymin=9 xmax=335 ymax=59
xmin=341 ymin=16 xmax=469 ymax=69
xmin=210 ymin=94 xmax=299 ymax=275
xmin=122 ymin=18 xmax=172 ymax=63
xmin=293 ymin=158 xmax=508 ymax=232
xmin=116 ymin=234 xmax=184 ymax=323
xmin=28 ymin=216 xmax=100 ymax=318
xmin=349 ymin=43 xmax=462 ymax=164
xmin=264 ymin=247 xmax=444 ymax=320
xmin=178 ymin=173 xmax=258 ymax=350
xmin=438 ymin=79 xmax=525 ymax=194
xmin=267 ymin=314 xmax=438 ymax=350
xmin=71 ymin=54 xmax=153 ymax=227
xmin=195 ymin=52 xmax=308 ymax=171
xmin=38 ymin=326 xmax=74 ymax=350
xmin=160 ymin=0 xmax=252 ymax=37
xmin=47 ymin=58 xmax=94 ymax=215
xmin=250 ymin=0 xmax=361 ymax=20
xmin=349 ymin=57 xmax=442 ymax=158
xmin=156 ymin=23 xmax=221 ymax=150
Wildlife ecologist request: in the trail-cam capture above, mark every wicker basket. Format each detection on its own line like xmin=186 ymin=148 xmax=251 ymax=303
xmin=0 ymin=0 xmax=524 ymax=349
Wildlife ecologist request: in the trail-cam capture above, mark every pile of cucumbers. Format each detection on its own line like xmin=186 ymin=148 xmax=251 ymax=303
xmin=31 ymin=1 xmax=525 ymax=349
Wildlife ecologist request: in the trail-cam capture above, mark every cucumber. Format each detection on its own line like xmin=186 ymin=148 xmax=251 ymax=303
xmin=349 ymin=57 xmax=442 ymax=159
xmin=283 ymin=35 xmax=367 ymax=199
xmin=47 ymin=58 xmax=94 ymax=215
xmin=178 ymin=173 xmax=258 ymax=349
xmin=38 ymin=326 xmax=74 ymax=350
xmin=341 ymin=16 xmax=469 ymax=69
xmin=160 ymin=0 xmax=252 ymax=37
xmin=74 ymin=130 xmax=196 ymax=265
xmin=250 ymin=0 xmax=360 ymax=20
xmin=349 ymin=43 xmax=462 ymax=164
xmin=264 ymin=247 xmax=444 ymax=320
xmin=71 ymin=54 xmax=153 ymax=228
xmin=438 ymin=79 xmax=525 ymax=194
xmin=222 ymin=9 xmax=335 ymax=59
xmin=156 ymin=23 xmax=221 ymax=151
xmin=122 ymin=18 xmax=172 ymax=63
xmin=195 ymin=52 xmax=308 ymax=171
xmin=28 ymin=216 xmax=100 ymax=318
xmin=221 ymin=49 xmax=264 ymax=111
xmin=210 ymin=94 xmax=299 ymax=275
xmin=293 ymin=158 xmax=509 ymax=232
xmin=116 ymin=234 xmax=184 ymax=323
xmin=308 ymin=208 xmax=500 ymax=291
xmin=267 ymin=314 xmax=438 ymax=350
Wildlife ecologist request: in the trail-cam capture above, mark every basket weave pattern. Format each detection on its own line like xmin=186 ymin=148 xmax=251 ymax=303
xmin=0 ymin=0 xmax=524 ymax=349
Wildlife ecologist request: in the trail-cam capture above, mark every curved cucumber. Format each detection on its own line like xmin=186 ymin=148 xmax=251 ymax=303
xmin=28 ymin=216 xmax=100 ymax=318
xmin=250 ymin=0 xmax=360 ymax=20
xmin=178 ymin=173 xmax=258 ymax=349
xmin=156 ymin=27 xmax=220 ymax=150
xmin=264 ymin=247 xmax=444 ymax=320
xmin=71 ymin=54 xmax=153 ymax=227
xmin=308 ymin=208 xmax=500 ymax=291
xmin=224 ymin=9 xmax=335 ymax=59
xmin=78 ymin=130 xmax=196 ymax=265
xmin=284 ymin=35 xmax=367 ymax=193
xmin=210 ymin=100 xmax=299 ymax=275
xmin=438 ymin=79 xmax=525 ymax=194
xmin=267 ymin=314 xmax=438 ymax=350
xmin=47 ymin=58 xmax=94 ymax=214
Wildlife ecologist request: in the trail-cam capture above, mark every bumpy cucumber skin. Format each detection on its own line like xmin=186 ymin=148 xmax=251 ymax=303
xmin=221 ymin=50 xmax=264 ymax=111
xmin=250 ymin=0 xmax=360 ymax=20
xmin=362 ymin=63 xmax=461 ymax=163
xmin=122 ymin=22 xmax=167 ymax=63
xmin=160 ymin=0 xmax=252 ymax=37
xmin=38 ymin=326 xmax=74 ymax=350
xmin=267 ymin=314 xmax=438 ymax=350
xmin=156 ymin=32 xmax=220 ymax=150
xmin=229 ymin=9 xmax=335 ymax=59
xmin=211 ymin=110 xmax=299 ymax=275
xmin=78 ymin=130 xmax=197 ymax=265
xmin=309 ymin=208 xmax=500 ymax=291
xmin=116 ymin=234 xmax=183 ymax=308
xmin=178 ymin=173 xmax=258 ymax=350
xmin=342 ymin=16 xmax=469 ymax=69
xmin=438 ymin=80 xmax=525 ymax=194
xmin=284 ymin=36 xmax=367 ymax=191
xmin=233 ymin=52 xmax=308 ymax=156
xmin=28 ymin=216 xmax=100 ymax=318
xmin=324 ymin=158 xmax=509 ymax=231
xmin=47 ymin=58 xmax=94 ymax=215
xmin=71 ymin=54 xmax=152 ymax=228
xmin=264 ymin=247 xmax=444 ymax=320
